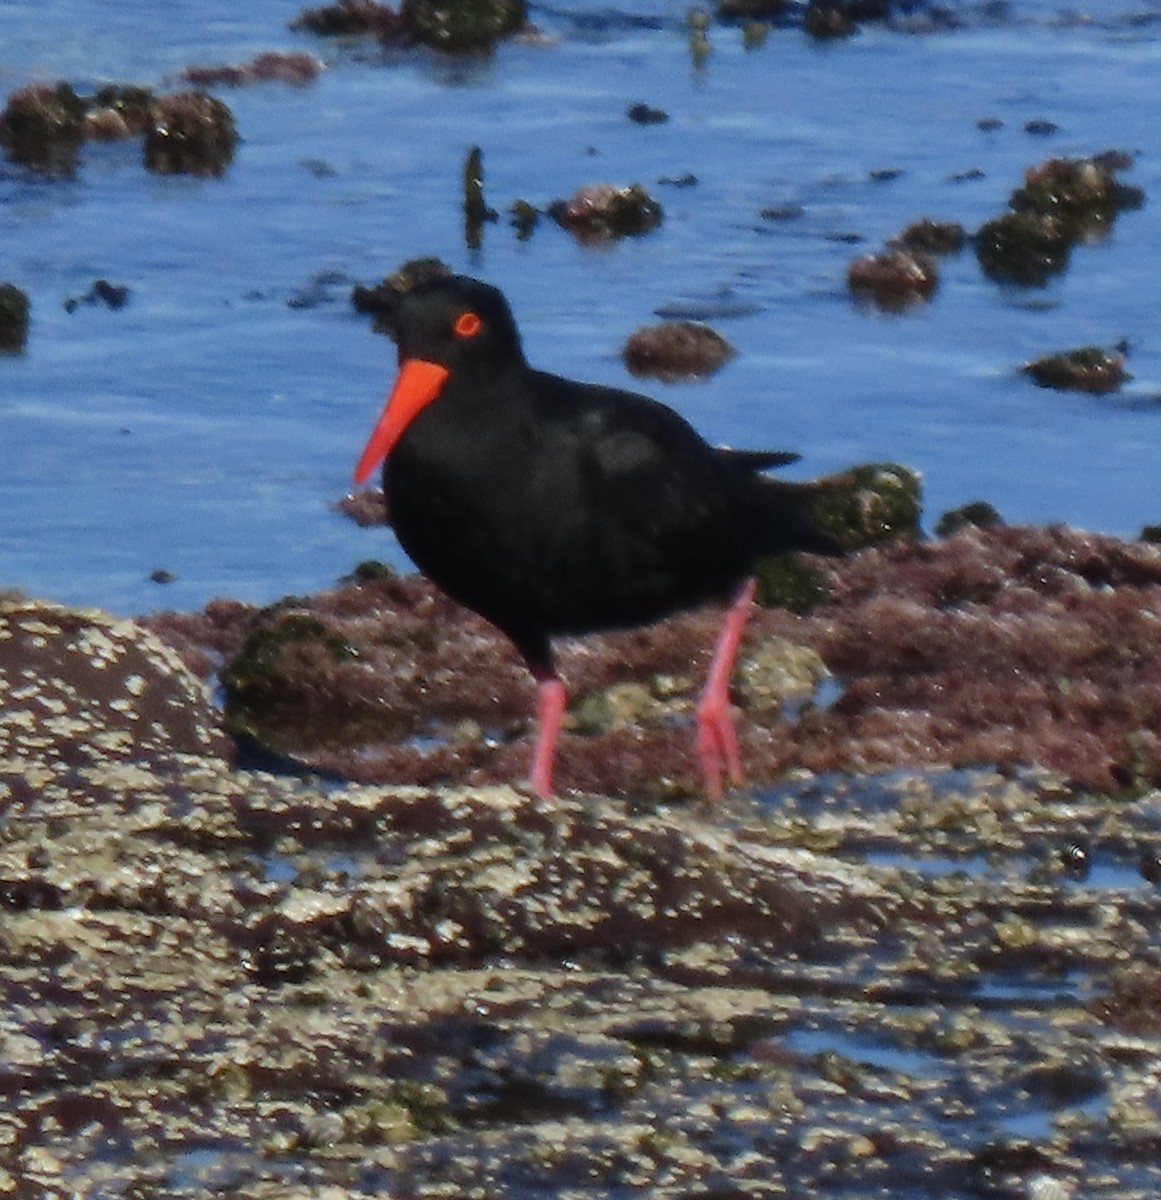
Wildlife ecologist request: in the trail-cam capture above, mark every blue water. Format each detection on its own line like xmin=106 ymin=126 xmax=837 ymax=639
xmin=2 ymin=2 xmax=1161 ymax=615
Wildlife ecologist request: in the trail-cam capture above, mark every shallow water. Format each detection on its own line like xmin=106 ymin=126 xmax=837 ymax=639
xmin=2 ymin=1 xmax=1161 ymax=615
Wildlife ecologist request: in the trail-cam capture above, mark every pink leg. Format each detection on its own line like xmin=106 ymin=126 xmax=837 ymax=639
xmin=696 ymin=577 xmax=756 ymax=799
xmin=529 ymin=674 xmax=567 ymax=798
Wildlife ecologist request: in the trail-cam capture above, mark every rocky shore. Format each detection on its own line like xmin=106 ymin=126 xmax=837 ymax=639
xmin=4 ymin=522 xmax=1161 ymax=1197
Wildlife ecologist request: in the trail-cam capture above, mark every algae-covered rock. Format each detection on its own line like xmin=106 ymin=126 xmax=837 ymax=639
xmin=0 ymin=81 xmax=85 ymax=172
xmin=975 ymin=209 xmax=1072 ymax=285
xmin=144 ymin=91 xmax=237 ymax=177
xmin=811 ymin=462 xmax=923 ymax=548
xmin=1021 ymin=344 xmax=1129 ymax=394
xmin=847 ymin=247 xmax=938 ymax=311
xmin=934 ymin=500 xmax=1003 ymax=538
xmin=402 ymin=0 xmax=526 ymax=51
xmin=549 ymin=183 xmax=663 ymax=241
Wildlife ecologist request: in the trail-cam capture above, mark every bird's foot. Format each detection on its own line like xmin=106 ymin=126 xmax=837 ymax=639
xmin=696 ymin=691 xmax=743 ymax=801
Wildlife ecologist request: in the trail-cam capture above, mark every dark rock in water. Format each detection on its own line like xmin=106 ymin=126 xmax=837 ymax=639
xmin=336 ymin=486 xmax=390 ymax=527
xmin=549 ymin=183 xmax=663 ymax=241
xmin=88 ymin=84 xmax=157 ymax=137
xmin=64 ymin=279 xmax=131 ymax=313
xmin=847 ymin=247 xmax=938 ymax=310
xmin=976 ymin=153 xmax=1143 ymax=286
xmin=975 ymin=209 xmax=1072 ymax=286
xmin=622 ymin=321 xmax=735 ymax=382
xmin=0 ymin=283 xmax=30 ymax=352
xmin=144 ymin=91 xmax=237 ymax=177
xmin=626 ymin=101 xmax=668 ymax=125
xmin=182 ymin=50 xmax=323 ymax=88
xmin=1021 ymin=344 xmax=1129 ymax=394
xmin=0 ymin=81 xmax=85 ymax=173
xmin=351 ymin=257 xmax=452 ymax=337
xmin=804 ymin=2 xmax=857 ymax=38
xmin=290 ymin=0 xmax=409 ymax=38
xmin=895 ymin=218 xmax=967 ymax=255
xmin=401 ymin=0 xmax=527 ymax=52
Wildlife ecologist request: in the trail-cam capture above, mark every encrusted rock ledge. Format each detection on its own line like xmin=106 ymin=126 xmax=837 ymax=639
xmin=4 ymin=577 xmax=1161 ymax=1197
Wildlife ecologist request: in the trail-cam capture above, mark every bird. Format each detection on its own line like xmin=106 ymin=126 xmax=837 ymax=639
xmin=354 ymin=274 xmax=839 ymax=798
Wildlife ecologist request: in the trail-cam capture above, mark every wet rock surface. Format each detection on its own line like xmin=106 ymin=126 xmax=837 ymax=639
xmin=4 ymin=693 xmax=1161 ymax=1195
xmin=6 ymin=530 xmax=1161 ymax=1194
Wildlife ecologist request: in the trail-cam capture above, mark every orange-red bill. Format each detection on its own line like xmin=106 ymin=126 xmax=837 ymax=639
xmin=354 ymin=358 xmax=450 ymax=484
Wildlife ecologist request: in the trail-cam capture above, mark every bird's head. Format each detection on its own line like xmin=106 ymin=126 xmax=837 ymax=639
xmin=355 ymin=275 xmax=523 ymax=484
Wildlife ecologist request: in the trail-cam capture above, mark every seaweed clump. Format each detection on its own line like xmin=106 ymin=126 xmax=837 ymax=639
xmin=351 ymin=256 xmax=452 ymax=337
xmin=811 ymin=462 xmax=923 ymax=548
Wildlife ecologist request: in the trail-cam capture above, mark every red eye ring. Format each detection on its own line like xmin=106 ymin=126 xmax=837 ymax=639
xmin=454 ymin=311 xmax=482 ymax=338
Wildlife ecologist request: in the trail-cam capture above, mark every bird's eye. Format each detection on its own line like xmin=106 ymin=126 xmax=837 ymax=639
xmin=453 ymin=311 xmax=482 ymax=339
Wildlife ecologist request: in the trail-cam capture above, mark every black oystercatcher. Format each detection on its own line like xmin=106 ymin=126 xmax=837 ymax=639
xmin=354 ymin=275 xmax=838 ymax=798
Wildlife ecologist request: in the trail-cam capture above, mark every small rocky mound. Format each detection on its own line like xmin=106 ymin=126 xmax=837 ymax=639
xmin=0 ymin=598 xmax=230 ymax=776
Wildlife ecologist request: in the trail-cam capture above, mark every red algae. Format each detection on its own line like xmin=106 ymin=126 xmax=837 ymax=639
xmin=145 ymin=523 xmax=1161 ymax=797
